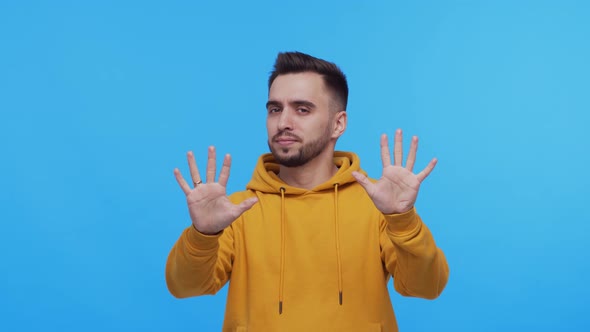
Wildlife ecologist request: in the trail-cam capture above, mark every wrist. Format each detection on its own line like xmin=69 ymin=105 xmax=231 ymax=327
xmin=192 ymin=223 xmax=223 ymax=236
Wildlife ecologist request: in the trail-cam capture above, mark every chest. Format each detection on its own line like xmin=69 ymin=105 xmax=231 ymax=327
xmin=234 ymin=191 xmax=383 ymax=273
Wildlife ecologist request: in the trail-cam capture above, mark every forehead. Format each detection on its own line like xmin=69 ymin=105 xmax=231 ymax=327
xmin=268 ymin=72 xmax=328 ymax=103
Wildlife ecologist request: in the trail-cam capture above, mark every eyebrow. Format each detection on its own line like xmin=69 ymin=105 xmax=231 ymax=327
xmin=266 ymin=100 xmax=280 ymax=109
xmin=266 ymin=100 xmax=317 ymax=109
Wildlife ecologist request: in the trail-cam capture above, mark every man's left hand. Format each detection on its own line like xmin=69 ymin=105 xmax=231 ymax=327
xmin=352 ymin=129 xmax=437 ymax=215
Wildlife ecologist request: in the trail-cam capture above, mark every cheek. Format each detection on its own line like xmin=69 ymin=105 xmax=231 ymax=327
xmin=266 ymin=118 xmax=275 ymax=137
xmin=313 ymin=119 xmax=331 ymax=135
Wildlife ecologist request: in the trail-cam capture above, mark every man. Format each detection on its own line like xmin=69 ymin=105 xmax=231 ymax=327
xmin=166 ymin=52 xmax=449 ymax=331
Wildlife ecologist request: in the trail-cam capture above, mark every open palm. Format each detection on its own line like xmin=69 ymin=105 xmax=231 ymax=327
xmin=352 ymin=130 xmax=437 ymax=215
xmin=174 ymin=147 xmax=258 ymax=235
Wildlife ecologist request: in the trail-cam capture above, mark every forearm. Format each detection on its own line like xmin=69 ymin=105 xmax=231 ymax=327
xmin=165 ymin=226 xmax=230 ymax=298
xmin=385 ymin=208 xmax=449 ymax=299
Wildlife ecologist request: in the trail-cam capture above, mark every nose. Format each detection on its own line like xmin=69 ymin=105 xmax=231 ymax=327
xmin=277 ymin=109 xmax=293 ymax=131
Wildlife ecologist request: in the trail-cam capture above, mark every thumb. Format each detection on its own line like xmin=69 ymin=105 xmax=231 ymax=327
xmin=352 ymin=171 xmax=374 ymax=194
xmin=235 ymin=197 xmax=259 ymax=215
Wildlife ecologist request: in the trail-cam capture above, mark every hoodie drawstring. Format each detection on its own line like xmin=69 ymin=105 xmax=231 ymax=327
xmin=333 ymin=183 xmax=343 ymax=305
xmin=277 ymin=184 xmax=344 ymax=314
xmin=279 ymin=187 xmax=286 ymax=314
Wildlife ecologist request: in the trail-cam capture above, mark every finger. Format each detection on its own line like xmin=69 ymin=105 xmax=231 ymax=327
xmin=380 ymin=134 xmax=391 ymax=167
xmin=235 ymin=197 xmax=259 ymax=215
xmin=174 ymin=168 xmax=191 ymax=195
xmin=417 ymin=158 xmax=438 ymax=182
xmin=351 ymin=171 xmax=375 ymax=196
xmin=218 ymin=154 xmax=231 ymax=187
xmin=394 ymin=129 xmax=403 ymax=166
xmin=187 ymin=151 xmax=202 ymax=186
xmin=206 ymin=146 xmax=216 ymax=183
xmin=406 ymin=136 xmax=418 ymax=172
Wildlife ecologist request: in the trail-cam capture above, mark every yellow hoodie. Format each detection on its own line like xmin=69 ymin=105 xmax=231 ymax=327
xmin=166 ymin=152 xmax=449 ymax=332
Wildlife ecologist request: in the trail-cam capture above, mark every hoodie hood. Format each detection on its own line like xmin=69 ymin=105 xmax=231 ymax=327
xmin=246 ymin=151 xmax=365 ymax=194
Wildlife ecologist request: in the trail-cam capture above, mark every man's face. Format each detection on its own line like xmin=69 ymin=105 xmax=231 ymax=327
xmin=266 ymin=72 xmax=336 ymax=167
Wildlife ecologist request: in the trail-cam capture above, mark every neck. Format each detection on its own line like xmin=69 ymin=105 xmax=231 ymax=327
xmin=278 ymin=149 xmax=338 ymax=190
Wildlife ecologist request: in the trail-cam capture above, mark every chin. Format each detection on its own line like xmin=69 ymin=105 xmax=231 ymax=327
xmin=274 ymin=151 xmax=296 ymax=161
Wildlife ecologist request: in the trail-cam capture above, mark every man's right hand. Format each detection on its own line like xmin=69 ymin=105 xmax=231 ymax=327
xmin=174 ymin=146 xmax=258 ymax=235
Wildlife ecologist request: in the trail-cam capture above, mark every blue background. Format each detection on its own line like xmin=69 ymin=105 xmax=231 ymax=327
xmin=1 ymin=1 xmax=589 ymax=331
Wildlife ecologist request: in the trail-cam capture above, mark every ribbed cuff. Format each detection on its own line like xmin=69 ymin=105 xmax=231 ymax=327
xmin=384 ymin=207 xmax=420 ymax=235
xmin=186 ymin=225 xmax=223 ymax=250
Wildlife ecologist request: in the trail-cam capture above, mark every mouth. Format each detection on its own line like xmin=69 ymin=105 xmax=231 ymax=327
xmin=274 ymin=137 xmax=299 ymax=146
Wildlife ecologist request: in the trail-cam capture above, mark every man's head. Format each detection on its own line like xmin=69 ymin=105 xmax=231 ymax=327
xmin=266 ymin=52 xmax=348 ymax=168
xmin=268 ymin=52 xmax=348 ymax=113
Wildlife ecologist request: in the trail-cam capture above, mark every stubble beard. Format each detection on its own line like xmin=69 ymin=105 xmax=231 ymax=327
xmin=268 ymin=125 xmax=333 ymax=168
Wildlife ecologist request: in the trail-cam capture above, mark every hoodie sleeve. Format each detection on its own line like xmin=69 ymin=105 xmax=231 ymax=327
xmin=165 ymin=223 xmax=235 ymax=298
xmin=379 ymin=207 xmax=449 ymax=299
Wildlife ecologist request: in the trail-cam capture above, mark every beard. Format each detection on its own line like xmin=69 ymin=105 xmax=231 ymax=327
xmin=268 ymin=125 xmax=332 ymax=168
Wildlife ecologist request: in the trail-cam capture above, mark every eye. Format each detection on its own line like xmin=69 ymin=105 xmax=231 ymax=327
xmin=268 ymin=107 xmax=281 ymax=114
xmin=297 ymin=108 xmax=310 ymax=113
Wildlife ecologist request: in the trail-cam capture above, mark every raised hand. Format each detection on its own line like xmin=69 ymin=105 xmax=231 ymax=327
xmin=174 ymin=146 xmax=258 ymax=235
xmin=352 ymin=129 xmax=437 ymax=215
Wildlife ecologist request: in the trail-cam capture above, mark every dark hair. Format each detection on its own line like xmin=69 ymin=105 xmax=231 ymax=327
xmin=268 ymin=52 xmax=348 ymax=111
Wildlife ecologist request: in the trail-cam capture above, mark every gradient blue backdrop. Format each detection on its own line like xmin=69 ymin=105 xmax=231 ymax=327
xmin=1 ymin=1 xmax=589 ymax=331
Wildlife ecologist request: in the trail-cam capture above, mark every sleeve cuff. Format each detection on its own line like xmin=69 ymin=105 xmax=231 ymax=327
xmin=185 ymin=225 xmax=223 ymax=251
xmin=384 ymin=207 xmax=421 ymax=235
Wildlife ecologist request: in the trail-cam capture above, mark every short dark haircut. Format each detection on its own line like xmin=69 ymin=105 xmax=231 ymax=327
xmin=268 ymin=52 xmax=348 ymax=111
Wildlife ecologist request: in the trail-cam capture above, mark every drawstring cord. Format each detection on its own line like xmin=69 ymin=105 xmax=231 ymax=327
xmin=334 ymin=183 xmax=343 ymax=305
xmin=277 ymin=184 xmax=343 ymax=314
xmin=279 ymin=187 xmax=286 ymax=314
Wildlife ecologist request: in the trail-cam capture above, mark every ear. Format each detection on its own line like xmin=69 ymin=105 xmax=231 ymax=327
xmin=331 ymin=111 xmax=347 ymax=139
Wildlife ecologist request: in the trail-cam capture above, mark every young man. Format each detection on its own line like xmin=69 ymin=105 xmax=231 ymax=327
xmin=166 ymin=52 xmax=449 ymax=331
